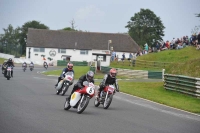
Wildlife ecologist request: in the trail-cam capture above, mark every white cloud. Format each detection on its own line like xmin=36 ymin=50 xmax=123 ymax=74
xmin=75 ymin=5 xmax=104 ymax=20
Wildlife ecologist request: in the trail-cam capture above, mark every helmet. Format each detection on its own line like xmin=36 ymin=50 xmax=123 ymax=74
xmin=24 ymin=62 xmax=26 ymax=64
xmin=31 ymin=61 xmax=33 ymax=64
xmin=86 ymin=71 xmax=94 ymax=82
xmin=9 ymin=58 xmax=12 ymax=62
xmin=67 ymin=62 xmax=73 ymax=70
xmin=109 ymin=68 xmax=117 ymax=78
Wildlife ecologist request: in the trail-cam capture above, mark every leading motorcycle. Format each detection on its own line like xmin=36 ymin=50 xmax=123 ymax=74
xmin=64 ymin=81 xmax=95 ymax=114
xmin=56 ymin=71 xmax=74 ymax=96
xmin=5 ymin=66 xmax=12 ymax=80
xmin=94 ymin=85 xmax=115 ymax=109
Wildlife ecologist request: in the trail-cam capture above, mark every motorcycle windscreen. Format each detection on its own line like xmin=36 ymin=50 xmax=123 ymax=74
xmin=56 ymin=80 xmax=63 ymax=90
xmin=70 ymin=92 xmax=81 ymax=106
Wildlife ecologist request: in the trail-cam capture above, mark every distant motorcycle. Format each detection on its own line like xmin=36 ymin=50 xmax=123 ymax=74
xmin=44 ymin=64 xmax=48 ymax=70
xmin=56 ymin=72 xmax=74 ymax=96
xmin=22 ymin=64 xmax=27 ymax=72
xmin=29 ymin=64 xmax=34 ymax=71
xmin=94 ymin=85 xmax=115 ymax=109
xmin=64 ymin=81 xmax=95 ymax=114
xmin=5 ymin=66 xmax=12 ymax=80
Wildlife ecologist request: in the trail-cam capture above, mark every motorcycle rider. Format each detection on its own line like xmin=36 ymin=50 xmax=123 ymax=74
xmin=43 ymin=61 xmax=48 ymax=68
xmin=67 ymin=71 xmax=94 ymax=102
xmin=4 ymin=58 xmax=15 ymax=77
xmin=29 ymin=61 xmax=34 ymax=68
xmin=55 ymin=62 xmax=75 ymax=87
xmin=96 ymin=68 xmax=119 ymax=98
xmin=22 ymin=62 xmax=27 ymax=68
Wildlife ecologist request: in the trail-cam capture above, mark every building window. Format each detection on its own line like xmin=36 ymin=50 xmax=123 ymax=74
xmin=80 ymin=50 xmax=88 ymax=55
xmin=58 ymin=49 xmax=66 ymax=53
xmin=34 ymin=48 xmax=45 ymax=52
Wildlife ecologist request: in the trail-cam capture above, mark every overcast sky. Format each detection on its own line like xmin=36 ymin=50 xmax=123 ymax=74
xmin=0 ymin=0 xmax=200 ymax=41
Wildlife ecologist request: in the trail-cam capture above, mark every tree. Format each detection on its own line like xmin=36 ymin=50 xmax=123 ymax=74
xmin=125 ymin=8 xmax=165 ymax=48
xmin=62 ymin=19 xmax=78 ymax=31
xmin=196 ymin=13 xmax=200 ymax=17
xmin=20 ymin=20 xmax=49 ymax=55
xmin=62 ymin=27 xmax=77 ymax=31
xmin=0 ymin=24 xmax=21 ymax=54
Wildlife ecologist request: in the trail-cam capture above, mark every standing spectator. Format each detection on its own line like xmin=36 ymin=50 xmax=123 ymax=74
xmin=144 ymin=43 xmax=149 ymax=53
xmin=121 ymin=53 xmax=125 ymax=62
xmin=170 ymin=38 xmax=176 ymax=49
xmin=196 ymin=32 xmax=200 ymax=50
xmin=111 ymin=51 xmax=116 ymax=62
xmin=128 ymin=53 xmax=133 ymax=62
xmin=132 ymin=53 xmax=137 ymax=66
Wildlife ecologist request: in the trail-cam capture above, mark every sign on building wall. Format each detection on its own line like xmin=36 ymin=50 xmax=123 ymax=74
xmin=49 ymin=50 xmax=56 ymax=57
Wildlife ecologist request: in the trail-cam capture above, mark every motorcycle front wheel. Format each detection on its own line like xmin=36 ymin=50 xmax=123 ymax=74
xmin=61 ymin=84 xmax=69 ymax=96
xmin=103 ymin=94 xmax=113 ymax=109
xmin=94 ymin=97 xmax=100 ymax=107
xmin=64 ymin=98 xmax=71 ymax=110
xmin=77 ymin=95 xmax=90 ymax=114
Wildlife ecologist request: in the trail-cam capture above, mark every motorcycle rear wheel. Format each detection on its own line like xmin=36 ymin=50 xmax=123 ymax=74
xmin=77 ymin=96 xmax=90 ymax=114
xmin=103 ymin=94 xmax=113 ymax=109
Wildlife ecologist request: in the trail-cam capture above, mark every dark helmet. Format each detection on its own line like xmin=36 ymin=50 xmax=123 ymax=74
xmin=86 ymin=71 xmax=94 ymax=82
xmin=67 ymin=62 xmax=73 ymax=70
xmin=8 ymin=58 xmax=12 ymax=62
xmin=109 ymin=68 xmax=117 ymax=78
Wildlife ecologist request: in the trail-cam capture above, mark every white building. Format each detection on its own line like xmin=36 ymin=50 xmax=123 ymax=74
xmin=26 ymin=28 xmax=140 ymax=66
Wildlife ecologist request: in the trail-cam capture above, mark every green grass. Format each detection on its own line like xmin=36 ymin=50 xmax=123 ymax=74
xmin=118 ymin=81 xmax=200 ymax=113
xmin=43 ymin=66 xmax=128 ymax=79
xmin=0 ymin=58 xmax=6 ymax=64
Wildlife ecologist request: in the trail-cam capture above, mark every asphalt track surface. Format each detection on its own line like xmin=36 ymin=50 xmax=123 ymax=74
xmin=0 ymin=66 xmax=200 ymax=133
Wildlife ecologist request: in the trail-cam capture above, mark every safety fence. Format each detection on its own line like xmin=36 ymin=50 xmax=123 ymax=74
xmin=100 ymin=66 xmax=164 ymax=79
xmin=164 ymin=74 xmax=200 ymax=98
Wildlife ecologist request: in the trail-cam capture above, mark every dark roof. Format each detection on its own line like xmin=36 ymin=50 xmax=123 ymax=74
xmin=27 ymin=28 xmax=140 ymax=53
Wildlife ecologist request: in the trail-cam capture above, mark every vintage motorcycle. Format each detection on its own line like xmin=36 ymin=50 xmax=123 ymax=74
xmin=5 ymin=66 xmax=12 ymax=80
xmin=29 ymin=64 xmax=34 ymax=71
xmin=56 ymin=72 xmax=74 ymax=96
xmin=64 ymin=81 xmax=95 ymax=114
xmin=94 ymin=85 xmax=115 ymax=109
xmin=22 ymin=64 xmax=27 ymax=72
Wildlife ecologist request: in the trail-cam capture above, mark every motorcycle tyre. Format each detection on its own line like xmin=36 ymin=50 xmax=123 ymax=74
xmin=94 ymin=97 xmax=100 ymax=107
xmin=61 ymin=84 xmax=69 ymax=96
xmin=64 ymin=98 xmax=71 ymax=110
xmin=103 ymin=94 xmax=113 ymax=109
xmin=77 ymin=96 xmax=90 ymax=114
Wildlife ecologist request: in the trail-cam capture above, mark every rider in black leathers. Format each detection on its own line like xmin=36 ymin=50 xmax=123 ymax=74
xmin=4 ymin=58 xmax=15 ymax=77
xmin=67 ymin=71 xmax=95 ymax=102
xmin=97 ymin=68 xmax=119 ymax=98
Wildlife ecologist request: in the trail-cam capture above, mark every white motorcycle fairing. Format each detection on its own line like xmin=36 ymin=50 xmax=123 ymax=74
xmin=70 ymin=92 xmax=81 ymax=106
xmin=56 ymin=80 xmax=64 ymax=90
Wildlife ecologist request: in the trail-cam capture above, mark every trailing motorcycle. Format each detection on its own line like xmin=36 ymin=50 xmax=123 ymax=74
xmin=64 ymin=81 xmax=95 ymax=114
xmin=22 ymin=64 xmax=26 ymax=72
xmin=94 ymin=85 xmax=115 ymax=109
xmin=29 ymin=64 xmax=34 ymax=71
xmin=56 ymin=72 xmax=74 ymax=96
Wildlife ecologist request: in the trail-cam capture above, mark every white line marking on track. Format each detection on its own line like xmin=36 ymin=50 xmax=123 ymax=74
xmin=115 ymin=95 xmax=200 ymax=121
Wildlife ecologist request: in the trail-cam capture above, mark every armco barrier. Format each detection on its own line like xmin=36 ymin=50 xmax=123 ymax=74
xmin=101 ymin=66 xmax=111 ymax=74
xmin=90 ymin=66 xmax=96 ymax=73
xmin=164 ymin=74 xmax=200 ymax=98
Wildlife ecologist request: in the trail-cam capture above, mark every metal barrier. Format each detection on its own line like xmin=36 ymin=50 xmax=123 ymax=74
xmin=164 ymin=74 xmax=200 ymax=97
